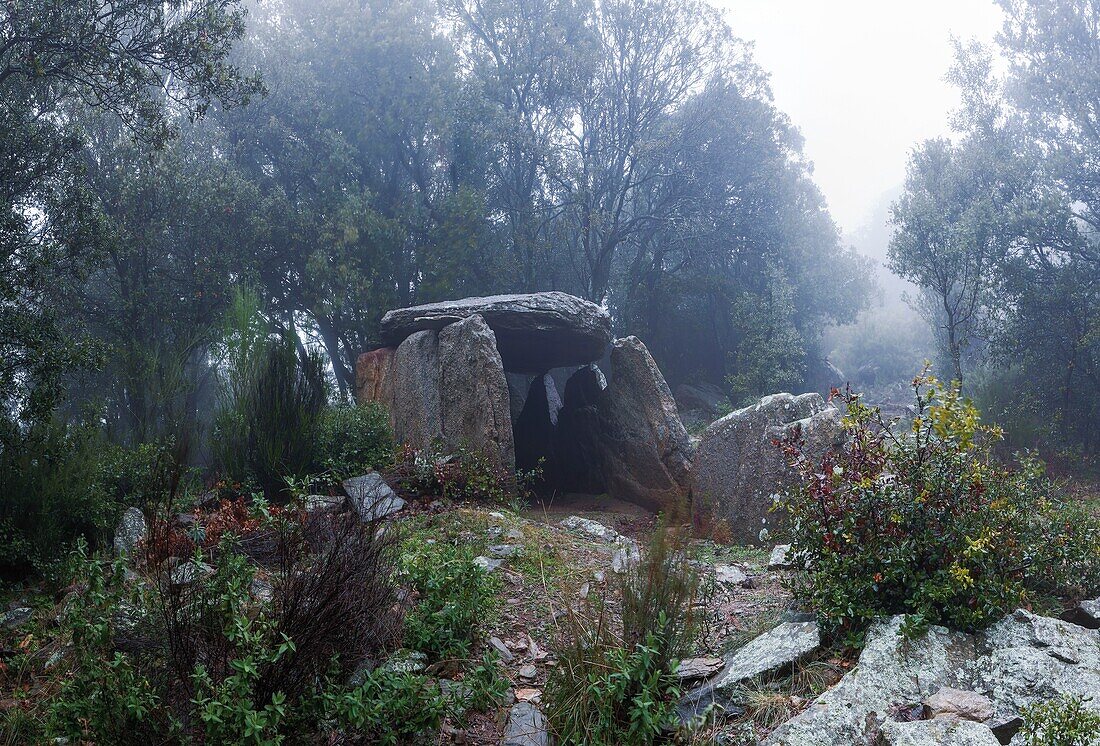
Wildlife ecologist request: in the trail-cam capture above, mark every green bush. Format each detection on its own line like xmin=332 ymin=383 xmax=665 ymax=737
xmin=780 ymin=372 xmax=1100 ymax=645
xmin=215 ymin=332 xmax=328 ymax=500
xmin=1020 ymin=695 xmax=1100 ymax=746
xmin=317 ymin=403 xmax=394 ymax=477
xmin=321 ymin=668 xmax=448 ymax=745
xmin=544 ymin=528 xmax=700 ymax=745
xmin=400 ymin=542 xmax=501 ymax=664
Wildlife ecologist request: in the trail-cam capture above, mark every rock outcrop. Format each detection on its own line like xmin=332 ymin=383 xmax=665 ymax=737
xmin=379 ymin=292 xmax=612 ymax=373
xmin=438 ymin=314 xmax=515 ymax=472
xmin=693 ymin=392 xmax=843 ymax=544
xmin=598 ymin=337 xmax=693 ymax=512
xmin=680 ymin=621 xmax=821 ymax=719
xmin=765 ymin=610 xmax=1100 ymax=745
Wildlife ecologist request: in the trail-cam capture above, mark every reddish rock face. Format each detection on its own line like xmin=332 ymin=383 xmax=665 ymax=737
xmin=355 ymin=347 xmax=396 ymax=409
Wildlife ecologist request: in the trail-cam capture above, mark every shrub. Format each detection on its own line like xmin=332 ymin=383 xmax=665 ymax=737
xmin=1020 ymin=695 xmax=1100 ymax=746
xmin=780 ymin=371 xmax=1100 ymax=645
xmin=320 ymin=667 xmax=448 ymax=745
xmin=45 ymin=542 xmax=170 ymax=743
xmin=544 ymin=528 xmax=700 ymax=745
xmin=215 ymin=333 xmax=328 ymax=500
xmin=400 ymin=542 xmax=501 ymax=664
xmin=0 ymin=425 xmax=183 ymax=579
xmin=391 ymin=441 xmax=518 ymax=505
xmin=317 ymin=402 xmax=395 ymax=477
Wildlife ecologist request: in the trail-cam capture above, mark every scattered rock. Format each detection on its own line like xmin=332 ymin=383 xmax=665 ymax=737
xmin=1062 ymin=597 xmax=1100 ymax=629
xmin=380 ymin=291 xmax=612 ymax=374
xmin=518 ymin=664 xmax=537 ymax=680
xmin=113 ymin=506 xmax=147 ymax=555
xmin=382 ymin=650 xmax=427 ymax=674
xmin=611 ymin=542 xmax=641 ymax=573
xmin=438 ymin=314 xmax=515 ymax=472
xmin=503 ymin=701 xmax=549 ymax=746
xmin=598 ymin=336 xmax=693 ymax=511
xmin=0 ymin=607 xmax=32 ymax=629
xmin=714 ymin=564 xmax=750 ymax=587
xmin=170 ymin=561 xmax=214 ymax=587
xmin=250 ymin=578 xmax=274 ymax=603
xmin=924 ymin=687 xmax=994 ymax=722
xmin=768 ymin=544 xmax=794 ymax=569
xmin=693 ymin=393 xmax=844 ymax=545
xmin=490 ymin=636 xmax=516 ymax=663
xmin=515 ymin=687 xmax=542 ymax=704
xmin=677 ymin=657 xmax=724 ymax=681
xmin=304 ymin=494 xmax=346 ymax=513
xmin=879 ymin=718 xmax=1001 ymax=746
xmin=343 ymin=472 xmax=405 ymax=521
xmin=473 ymin=556 xmax=505 ymax=573
xmin=560 ymin=515 xmax=620 ymax=542
xmin=680 ymin=621 xmax=821 ymax=719
xmin=505 ymin=527 xmax=525 ymax=541
xmin=488 ymin=544 xmax=522 ymax=559
xmin=765 ymin=610 xmax=1100 ymax=746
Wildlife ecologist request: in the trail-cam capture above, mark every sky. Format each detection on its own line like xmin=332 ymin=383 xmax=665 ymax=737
xmin=717 ymin=1 xmax=1005 ymax=240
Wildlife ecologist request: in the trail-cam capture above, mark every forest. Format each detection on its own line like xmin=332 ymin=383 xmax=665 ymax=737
xmin=1 ymin=0 xmax=1100 ymax=744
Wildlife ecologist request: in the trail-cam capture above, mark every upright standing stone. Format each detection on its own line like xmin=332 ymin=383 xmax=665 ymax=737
xmin=438 ymin=314 xmax=515 ymax=472
xmin=598 ymin=337 xmax=693 ymax=512
xmin=693 ymin=393 xmax=843 ymax=544
xmin=354 ymin=347 xmax=396 ymax=411
xmin=390 ymin=330 xmax=443 ymax=450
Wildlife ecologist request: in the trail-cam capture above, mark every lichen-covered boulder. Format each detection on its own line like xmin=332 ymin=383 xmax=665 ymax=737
xmin=764 ymin=610 xmax=1100 ymax=745
xmin=693 ymin=392 xmax=844 ymax=544
xmin=113 ymin=506 xmax=147 ymax=555
xmin=390 ymin=329 xmax=443 ymax=449
xmin=343 ymin=472 xmax=405 ymax=521
xmin=380 ymin=291 xmax=612 ymax=373
xmin=438 ymin=314 xmax=515 ymax=472
xmin=597 ymin=337 xmax=693 ymax=512
xmin=680 ymin=621 xmax=821 ymax=719
xmin=878 ymin=719 xmax=1001 ymax=746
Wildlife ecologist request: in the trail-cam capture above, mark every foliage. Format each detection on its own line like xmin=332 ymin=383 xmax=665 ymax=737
xmin=392 ymin=442 xmax=517 ymax=505
xmin=320 ymin=667 xmax=448 ymax=745
xmin=216 ymin=331 xmax=328 ymax=500
xmin=317 ymin=403 xmax=395 ymax=478
xmin=400 ymin=541 xmax=501 ymax=664
xmin=780 ymin=372 xmax=1100 ymax=645
xmin=0 ymin=0 xmax=261 ymax=438
xmin=1019 ymin=695 xmax=1100 ymax=746
xmin=45 ymin=543 xmax=169 ymax=743
xmin=0 ymin=419 xmax=188 ymax=577
xmin=544 ymin=528 xmax=700 ymax=744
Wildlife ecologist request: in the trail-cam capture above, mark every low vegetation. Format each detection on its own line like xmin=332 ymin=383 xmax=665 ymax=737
xmin=780 ymin=370 xmax=1100 ymax=645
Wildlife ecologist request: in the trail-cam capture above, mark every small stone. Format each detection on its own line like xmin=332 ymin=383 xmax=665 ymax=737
xmin=342 ymin=472 xmax=406 ymax=521
xmin=382 ymin=650 xmax=427 ymax=674
xmin=714 ymin=564 xmax=750 ymax=587
xmin=490 ymin=636 xmax=516 ymax=663
xmin=250 ymin=578 xmax=274 ymax=603
xmin=170 ymin=561 xmax=214 ymax=586
xmin=304 ymin=494 xmax=346 ymax=513
xmin=676 ymin=657 xmax=724 ymax=681
xmin=113 ymin=506 xmax=147 ymax=555
xmin=474 ymin=556 xmax=504 ymax=573
xmin=560 ymin=515 xmax=620 ymax=542
xmin=768 ymin=544 xmax=793 ymax=569
xmin=0 ymin=607 xmax=32 ymax=629
xmin=507 ymin=638 xmax=529 ymax=652
xmin=528 ymin=638 xmax=546 ymax=660
xmin=518 ymin=664 xmax=538 ymax=680
xmin=489 ymin=544 xmax=522 ymax=559
xmin=503 ymin=701 xmax=548 ymax=746
xmin=923 ymin=687 xmax=994 ymax=722
xmin=515 ymin=687 xmax=542 ymax=704
xmin=505 ymin=528 xmax=525 ymax=541
xmin=578 ymin=582 xmax=590 ymax=599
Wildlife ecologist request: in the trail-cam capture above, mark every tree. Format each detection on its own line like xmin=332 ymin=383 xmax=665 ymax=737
xmin=0 ymin=0 xmax=260 ymax=435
